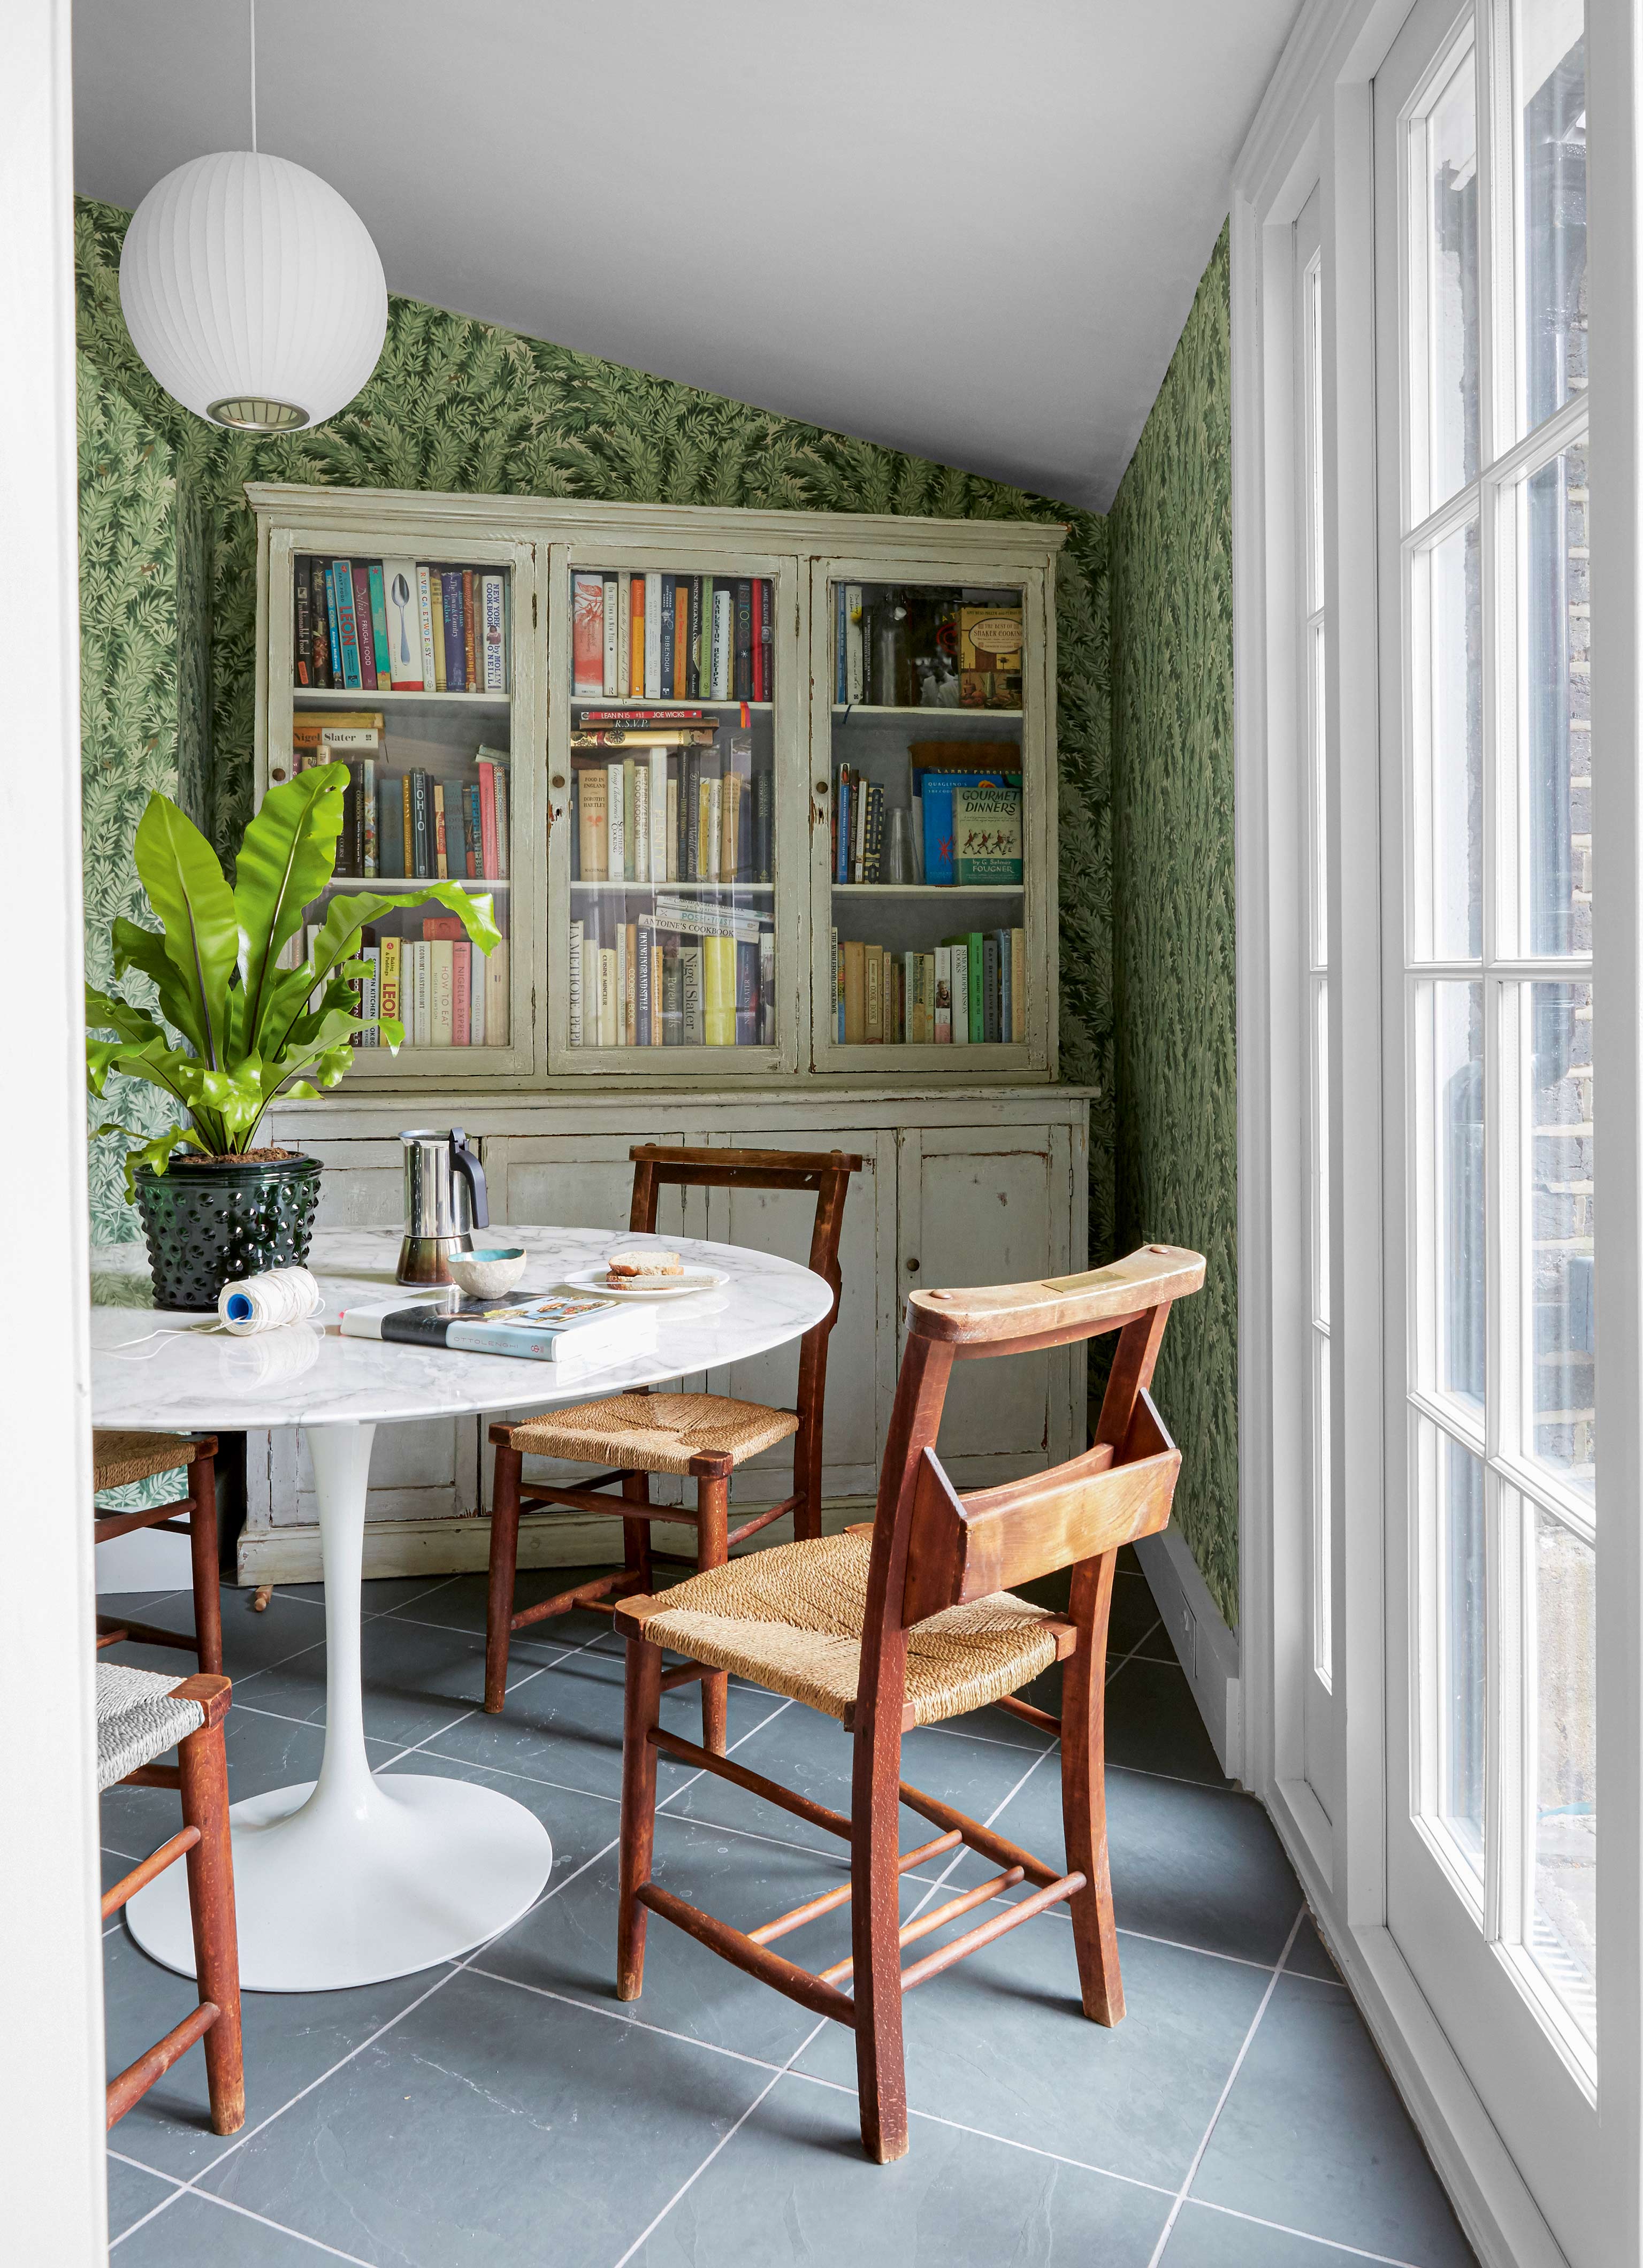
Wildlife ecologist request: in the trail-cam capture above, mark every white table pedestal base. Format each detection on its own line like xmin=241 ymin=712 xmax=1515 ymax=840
xmin=126 ymin=1418 xmax=552 ymax=1992
xmin=126 ymin=1768 xmax=552 ymax=1992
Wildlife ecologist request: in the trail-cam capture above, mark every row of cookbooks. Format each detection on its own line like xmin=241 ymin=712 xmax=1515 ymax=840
xmin=571 ymin=721 xmax=770 ymax=884
xmin=294 ymin=556 xmax=508 ymax=694
xmin=571 ymin=572 xmax=773 ymax=702
xmin=834 ymin=745 xmax=1023 ymax=887
xmin=570 ymin=897 xmax=774 ymax=1048
xmin=277 ymin=920 xmax=509 ymax=1048
xmin=291 ymin=714 xmax=509 ymax=882
xmin=830 ymin=928 xmax=1025 ymax=1045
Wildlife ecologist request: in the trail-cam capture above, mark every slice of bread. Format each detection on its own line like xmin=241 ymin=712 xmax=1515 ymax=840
xmin=605 ymin=1248 xmax=684 ymax=1283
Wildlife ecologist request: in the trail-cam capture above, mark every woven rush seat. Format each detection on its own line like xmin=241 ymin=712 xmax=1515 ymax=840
xmin=628 ymin=1529 xmax=1061 ymax=1728
xmin=94 ymin=1428 xmax=205 ymax=1493
xmin=500 ymin=1391 xmax=799 ymax=1477
xmin=96 ymin=1662 xmax=207 ymax=1791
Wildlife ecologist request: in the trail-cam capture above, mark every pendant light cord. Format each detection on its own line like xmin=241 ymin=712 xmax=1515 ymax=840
xmin=249 ymin=0 xmax=258 ymax=152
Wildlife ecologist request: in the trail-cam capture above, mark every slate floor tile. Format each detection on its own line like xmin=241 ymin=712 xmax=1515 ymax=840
xmin=1190 ymin=1975 xmax=1479 ymax=2266
xmin=105 ymin=2150 xmax=182 ymax=2241
xmin=942 ymin=1752 xmax=1305 ymax=1966
xmin=1161 ymin=2197 xmax=1422 ymax=2265
xmin=795 ymin=1920 xmax=1269 ymax=2192
xmin=113 ymin=2189 xmax=355 ymax=2264
xmin=625 ymin=2071 xmax=1174 ymax=2266
xmin=1287 ymin=1913 xmax=1344 ymax=1982
xmin=479 ymin=1805 xmax=846 ymax=2063
xmin=380 ymin=1564 xmax=626 ymax=1654
xmin=1106 ymin=1656 xmax=1235 ymax=1788
xmin=199 ymin=1966 xmax=775 ymax=2267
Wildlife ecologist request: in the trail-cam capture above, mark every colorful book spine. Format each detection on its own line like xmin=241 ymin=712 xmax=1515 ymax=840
xmin=478 ymin=761 xmax=499 ymax=879
xmin=351 ymin=564 xmax=378 ymax=687
xmin=441 ymin=572 xmax=467 ymax=692
xmin=734 ymin=579 xmax=753 ymax=701
xmin=433 ymin=783 xmax=448 ymax=879
xmin=333 ymin=559 xmax=363 ymax=689
xmin=572 ymin=572 xmax=603 ymax=695
xmin=383 ymin=560 xmax=422 ymax=689
xmin=673 ymin=580 xmax=690 ymax=698
xmin=377 ymin=778 xmax=400 ymax=878
xmin=602 ymin=573 xmax=620 ymax=695
xmin=470 ymin=931 xmax=487 ymax=1045
xmin=410 ymin=770 xmax=431 ymax=878
xmin=644 ymin=571 xmax=663 ymax=699
xmin=710 ymin=587 xmax=733 ymax=700
xmin=294 ymin=568 xmax=312 ymax=686
xmin=416 ymin=565 xmax=438 ymax=689
xmin=481 ymin=571 xmax=507 ymax=691
xmin=452 ymin=941 xmax=471 ymax=1046
xmin=461 ymin=568 xmax=478 ymax=690
xmin=379 ymin=934 xmax=401 ymax=1032
xmin=366 ymin=562 xmax=392 ymax=688
xmin=687 ymin=577 xmax=705 ymax=699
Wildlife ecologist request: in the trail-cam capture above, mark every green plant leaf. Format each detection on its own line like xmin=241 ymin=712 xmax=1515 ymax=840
xmin=85 ymin=983 xmax=166 ymax=1047
xmin=233 ymin=764 xmax=349 ymax=1051
xmin=111 ymin=917 xmax=210 ymax=1053
xmin=132 ymin=791 xmax=239 ymax=1071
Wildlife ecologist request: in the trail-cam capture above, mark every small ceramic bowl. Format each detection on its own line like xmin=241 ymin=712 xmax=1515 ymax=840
xmin=445 ymin=1246 xmax=528 ymax=1299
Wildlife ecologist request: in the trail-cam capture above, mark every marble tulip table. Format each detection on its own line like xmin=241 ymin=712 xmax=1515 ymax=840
xmin=91 ymin=1223 xmax=832 ymax=1994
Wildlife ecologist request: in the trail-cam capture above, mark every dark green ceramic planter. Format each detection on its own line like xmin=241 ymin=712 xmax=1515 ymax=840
xmin=134 ymin=1154 xmax=323 ymax=1312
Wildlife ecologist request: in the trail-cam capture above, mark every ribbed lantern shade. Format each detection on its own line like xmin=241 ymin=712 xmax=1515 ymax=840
xmin=119 ymin=151 xmax=387 ymax=433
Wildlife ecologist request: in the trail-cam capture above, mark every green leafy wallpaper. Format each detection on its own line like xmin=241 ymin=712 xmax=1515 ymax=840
xmin=73 ymin=194 xmax=1112 ymax=1266
xmin=1109 ymin=225 xmax=1239 ymax=1626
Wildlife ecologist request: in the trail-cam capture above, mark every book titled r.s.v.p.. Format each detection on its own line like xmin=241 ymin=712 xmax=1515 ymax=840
xmin=338 ymin=1290 xmax=656 ymax=1364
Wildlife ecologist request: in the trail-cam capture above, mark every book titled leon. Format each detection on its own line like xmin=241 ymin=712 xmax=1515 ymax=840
xmin=338 ymin=1289 xmax=655 ymax=1366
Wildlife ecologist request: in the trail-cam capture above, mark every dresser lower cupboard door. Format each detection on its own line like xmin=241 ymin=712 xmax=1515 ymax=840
xmin=896 ymin=1125 xmax=1084 ymax=1487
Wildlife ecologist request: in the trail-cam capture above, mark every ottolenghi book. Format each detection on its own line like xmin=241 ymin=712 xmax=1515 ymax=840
xmin=338 ymin=1289 xmax=656 ymax=1365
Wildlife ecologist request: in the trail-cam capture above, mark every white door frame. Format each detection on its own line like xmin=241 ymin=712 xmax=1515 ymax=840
xmin=1232 ymin=1 xmax=1643 ymax=2264
xmin=0 ymin=0 xmax=110 ymax=2252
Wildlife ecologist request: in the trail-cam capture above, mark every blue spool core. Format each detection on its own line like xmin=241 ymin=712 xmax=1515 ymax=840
xmin=225 ymin=1291 xmax=254 ymax=1323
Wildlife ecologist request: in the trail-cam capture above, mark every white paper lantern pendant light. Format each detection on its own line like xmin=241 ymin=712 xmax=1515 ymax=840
xmin=119 ymin=4 xmax=386 ymax=435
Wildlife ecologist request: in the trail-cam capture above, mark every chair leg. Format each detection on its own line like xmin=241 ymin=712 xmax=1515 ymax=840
xmin=485 ymin=1444 xmax=524 ymax=1713
xmin=177 ymin=1714 xmax=244 ymax=2135
xmin=621 ymin=1471 xmax=654 ymax=1591
xmin=188 ymin=1452 xmax=223 ymax=1676
xmin=792 ymin=1406 xmax=824 ymax=1543
xmin=1059 ymin=1550 xmax=1124 ymax=2024
xmin=850 ymin=1700 xmax=909 ymax=2162
xmin=694 ymin=1473 xmax=730 ymax=1753
xmin=618 ymin=1633 xmax=663 ymax=2001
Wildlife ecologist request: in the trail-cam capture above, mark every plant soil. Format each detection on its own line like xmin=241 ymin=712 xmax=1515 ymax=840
xmin=180 ymin=1147 xmax=304 ymax=1164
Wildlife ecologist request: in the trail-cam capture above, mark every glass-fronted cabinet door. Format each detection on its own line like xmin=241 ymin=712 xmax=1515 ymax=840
xmin=261 ymin=524 xmax=542 ymax=1079
xmin=546 ymin=543 xmax=802 ymax=1075
xmin=808 ymin=557 xmax=1052 ymax=1075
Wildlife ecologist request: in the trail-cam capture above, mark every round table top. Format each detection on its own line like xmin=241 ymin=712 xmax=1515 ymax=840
xmin=89 ymin=1225 xmax=832 ymax=1432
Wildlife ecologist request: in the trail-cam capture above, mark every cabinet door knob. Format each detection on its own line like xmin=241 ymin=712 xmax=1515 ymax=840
xmin=551 ymin=773 xmax=566 ymax=789
xmin=815 ymin=779 xmax=829 ymax=794
xmin=905 ymin=1256 xmax=920 ymax=1274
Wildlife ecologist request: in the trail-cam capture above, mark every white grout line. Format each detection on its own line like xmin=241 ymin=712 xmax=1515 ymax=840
xmin=1143 ymin=1905 xmax=1308 ymax=2268
xmin=367 ymin=1621 xmax=619 ymax=1773
xmin=608 ymin=2016 xmax=831 ymax=2268
xmin=463 ymin=1965 xmax=792 ymax=2078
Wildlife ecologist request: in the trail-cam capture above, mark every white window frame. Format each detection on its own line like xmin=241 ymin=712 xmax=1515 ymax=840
xmin=1232 ymin=2 xmax=1642 ymax=2264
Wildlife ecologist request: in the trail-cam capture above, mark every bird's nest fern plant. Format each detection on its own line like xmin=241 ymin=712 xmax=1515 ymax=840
xmin=87 ymin=763 xmax=498 ymax=1196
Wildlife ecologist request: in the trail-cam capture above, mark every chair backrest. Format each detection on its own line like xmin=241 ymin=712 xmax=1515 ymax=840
xmin=857 ymin=1244 xmax=1204 ymax=1703
xmin=628 ymin=1145 xmax=863 ymax=1439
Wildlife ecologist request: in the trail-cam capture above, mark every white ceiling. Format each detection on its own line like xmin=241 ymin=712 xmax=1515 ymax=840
xmin=71 ymin=0 xmax=1300 ymax=511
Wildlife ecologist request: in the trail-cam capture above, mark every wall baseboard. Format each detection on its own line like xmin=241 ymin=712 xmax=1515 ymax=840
xmin=236 ymin=1497 xmax=876 ymax=1587
xmin=1133 ymin=1522 xmax=1242 ymax=1781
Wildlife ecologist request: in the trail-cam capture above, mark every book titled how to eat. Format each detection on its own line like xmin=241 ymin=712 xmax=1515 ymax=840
xmin=339 ymin=1289 xmax=656 ymax=1367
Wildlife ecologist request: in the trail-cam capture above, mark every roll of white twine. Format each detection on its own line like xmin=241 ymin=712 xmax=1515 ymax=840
xmin=217 ymin=1266 xmax=324 ymax=1335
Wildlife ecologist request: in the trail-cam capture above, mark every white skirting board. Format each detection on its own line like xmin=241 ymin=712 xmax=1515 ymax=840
xmin=236 ymin=1495 xmax=875 ymax=1587
xmin=1132 ymin=1521 xmax=1243 ymax=1782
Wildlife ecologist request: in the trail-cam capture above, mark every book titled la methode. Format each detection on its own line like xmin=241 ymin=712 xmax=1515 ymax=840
xmin=339 ymin=1289 xmax=655 ymax=1365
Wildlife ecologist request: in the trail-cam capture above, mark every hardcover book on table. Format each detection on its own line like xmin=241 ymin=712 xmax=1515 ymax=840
xmin=339 ymin=1289 xmax=657 ymax=1365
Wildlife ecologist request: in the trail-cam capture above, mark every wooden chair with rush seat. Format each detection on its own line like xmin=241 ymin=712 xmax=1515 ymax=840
xmin=98 ymin=1664 xmax=244 ymax=2136
xmin=611 ymin=1241 xmax=1205 ymax=2163
xmin=484 ymin=1144 xmax=862 ymax=1750
xmin=93 ymin=1431 xmax=223 ymax=1672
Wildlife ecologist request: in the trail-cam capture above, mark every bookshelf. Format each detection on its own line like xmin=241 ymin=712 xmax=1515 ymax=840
xmin=251 ymin=489 xmax=1061 ymax=1085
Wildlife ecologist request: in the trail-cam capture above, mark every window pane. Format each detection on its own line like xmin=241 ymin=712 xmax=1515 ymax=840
xmin=1529 ymin=1506 xmax=1595 ymax=2037
xmin=1418 ymin=1417 xmax=1486 ymax=1876
xmin=1425 ymin=48 xmax=1480 ymax=513
xmin=1312 ymin=976 xmax=1331 ymax=1328
xmin=1420 ymin=519 xmax=1482 ymax=959
xmin=1312 ymin=1328 xmax=1333 ymax=1686
xmin=1515 ymin=0 xmax=1587 ymax=432
xmin=1523 ymin=980 xmax=1594 ymax=1495
xmin=1305 ymin=254 xmax=1325 ymax=614
xmin=1310 ymin=619 xmax=1328 ymax=964
xmin=1418 ymin=982 xmax=1485 ymax=1416
xmin=1520 ymin=447 xmax=1591 ymax=954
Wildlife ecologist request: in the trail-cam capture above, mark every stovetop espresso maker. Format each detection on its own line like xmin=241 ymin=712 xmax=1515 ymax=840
xmin=397 ymin=1128 xmax=488 ymax=1285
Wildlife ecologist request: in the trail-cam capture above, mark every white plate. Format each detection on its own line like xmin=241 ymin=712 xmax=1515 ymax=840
xmin=561 ymin=1264 xmax=730 ymax=1301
